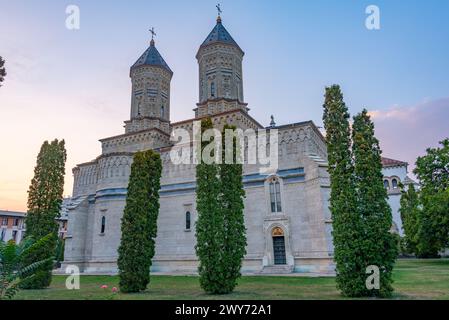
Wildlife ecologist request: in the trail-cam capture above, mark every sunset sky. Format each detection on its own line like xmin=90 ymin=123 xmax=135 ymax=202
xmin=1 ymin=0 xmax=448 ymax=212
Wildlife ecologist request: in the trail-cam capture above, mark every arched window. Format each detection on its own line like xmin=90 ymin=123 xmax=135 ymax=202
xmin=392 ymin=178 xmax=398 ymax=189
xmin=101 ymin=216 xmax=106 ymax=234
xmin=269 ymin=179 xmax=282 ymax=213
xmin=161 ymin=105 xmax=165 ymax=118
xmin=185 ymin=211 xmax=191 ymax=230
xmin=384 ymin=179 xmax=390 ymax=190
xmin=210 ymin=82 xmax=216 ymax=98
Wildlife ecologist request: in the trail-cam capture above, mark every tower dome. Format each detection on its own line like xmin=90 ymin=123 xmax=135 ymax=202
xmin=126 ymin=36 xmax=172 ymax=134
xmin=196 ymin=16 xmax=246 ymax=113
xmin=131 ymin=39 xmax=173 ymax=75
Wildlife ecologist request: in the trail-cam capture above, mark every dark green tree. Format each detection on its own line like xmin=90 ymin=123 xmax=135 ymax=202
xmin=195 ymin=118 xmax=226 ymax=294
xmin=413 ymin=139 xmax=449 ymax=257
xmin=118 ymin=150 xmax=162 ymax=293
xmin=352 ymin=109 xmax=397 ymax=297
xmin=399 ymin=184 xmax=420 ymax=254
xmin=22 ymin=139 xmax=66 ymax=289
xmin=219 ymin=124 xmax=247 ymax=294
xmin=0 ymin=56 xmax=6 ymax=87
xmin=322 ymin=85 xmax=363 ymax=296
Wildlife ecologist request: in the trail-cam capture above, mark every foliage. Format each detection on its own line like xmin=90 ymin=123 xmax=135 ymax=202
xmin=352 ymin=109 xmax=397 ymax=297
xmin=195 ymin=119 xmax=247 ymax=294
xmin=413 ymin=139 xmax=449 ymax=258
xmin=323 ymin=85 xmax=364 ymax=296
xmin=0 ymin=234 xmax=55 ymax=300
xmin=23 ymin=139 xmax=67 ymax=289
xmin=399 ymin=184 xmax=420 ymax=254
xmin=117 ymin=150 xmax=162 ymax=293
xmin=0 ymin=56 xmax=6 ymax=87
xmin=219 ymin=124 xmax=247 ymax=293
xmin=195 ymin=118 xmax=225 ymax=294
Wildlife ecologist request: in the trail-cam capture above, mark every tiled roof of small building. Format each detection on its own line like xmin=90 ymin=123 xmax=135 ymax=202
xmin=131 ymin=40 xmax=173 ymax=74
xmin=381 ymin=157 xmax=408 ymax=168
xmin=200 ymin=17 xmax=243 ymax=53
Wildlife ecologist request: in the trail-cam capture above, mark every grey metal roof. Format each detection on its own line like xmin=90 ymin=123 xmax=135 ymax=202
xmin=131 ymin=40 xmax=173 ymax=74
xmin=0 ymin=210 xmax=26 ymax=217
xmin=200 ymin=18 xmax=243 ymax=53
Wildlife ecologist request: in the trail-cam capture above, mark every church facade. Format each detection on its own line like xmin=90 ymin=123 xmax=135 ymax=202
xmin=62 ymin=16 xmax=335 ymax=274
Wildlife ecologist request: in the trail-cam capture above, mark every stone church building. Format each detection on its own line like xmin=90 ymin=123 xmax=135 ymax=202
xmin=62 ymin=15 xmax=334 ymax=274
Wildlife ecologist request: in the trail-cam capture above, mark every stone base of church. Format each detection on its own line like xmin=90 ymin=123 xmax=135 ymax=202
xmin=60 ymin=257 xmax=335 ymax=276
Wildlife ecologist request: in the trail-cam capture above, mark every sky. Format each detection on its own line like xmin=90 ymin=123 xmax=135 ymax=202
xmin=0 ymin=0 xmax=448 ymax=212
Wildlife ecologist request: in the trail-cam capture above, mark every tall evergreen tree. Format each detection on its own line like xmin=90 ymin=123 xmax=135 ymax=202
xmin=0 ymin=56 xmax=6 ymax=87
xmin=322 ymin=85 xmax=363 ymax=296
xmin=220 ymin=124 xmax=247 ymax=294
xmin=399 ymin=184 xmax=420 ymax=254
xmin=118 ymin=150 xmax=162 ymax=293
xmin=23 ymin=139 xmax=67 ymax=289
xmin=195 ymin=118 xmax=226 ymax=294
xmin=352 ymin=109 xmax=397 ymax=297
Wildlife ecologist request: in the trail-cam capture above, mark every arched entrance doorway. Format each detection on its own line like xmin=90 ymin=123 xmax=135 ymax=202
xmin=272 ymin=227 xmax=287 ymax=265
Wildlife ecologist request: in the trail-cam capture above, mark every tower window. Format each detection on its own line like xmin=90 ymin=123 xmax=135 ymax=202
xmin=384 ymin=179 xmax=390 ymax=189
xmin=100 ymin=216 xmax=106 ymax=234
xmin=210 ymin=82 xmax=216 ymax=98
xmin=161 ymin=105 xmax=165 ymax=118
xmin=185 ymin=211 xmax=191 ymax=230
xmin=269 ymin=179 xmax=282 ymax=213
xmin=392 ymin=179 xmax=398 ymax=189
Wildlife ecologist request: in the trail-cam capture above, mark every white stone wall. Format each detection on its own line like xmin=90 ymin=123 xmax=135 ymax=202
xmin=63 ymin=117 xmax=334 ymax=274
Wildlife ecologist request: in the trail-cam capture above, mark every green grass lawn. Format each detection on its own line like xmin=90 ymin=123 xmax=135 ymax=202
xmin=13 ymin=259 xmax=449 ymax=300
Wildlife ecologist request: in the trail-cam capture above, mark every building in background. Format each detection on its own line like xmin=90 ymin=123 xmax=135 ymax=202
xmin=0 ymin=210 xmax=26 ymax=243
xmin=0 ymin=205 xmax=69 ymax=244
xmin=381 ymin=157 xmax=419 ymax=236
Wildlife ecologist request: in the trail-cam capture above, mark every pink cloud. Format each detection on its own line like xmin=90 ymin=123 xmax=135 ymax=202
xmin=369 ymin=97 xmax=449 ymax=176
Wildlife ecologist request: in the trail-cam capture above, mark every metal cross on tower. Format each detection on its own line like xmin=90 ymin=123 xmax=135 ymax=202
xmin=149 ymin=27 xmax=156 ymax=40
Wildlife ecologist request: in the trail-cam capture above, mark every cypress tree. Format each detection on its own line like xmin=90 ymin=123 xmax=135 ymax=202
xmin=23 ymin=139 xmax=67 ymax=289
xmin=117 ymin=150 xmax=162 ymax=293
xmin=0 ymin=56 xmax=6 ymax=87
xmin=195 ymin=118 xmax=225 ymax=294
xmin=220 ymin=124 xmax=247 ymax=294
xmin=352 ymin=109 xmax=397 ymax=297
xmin=322 ymin=85 xmax=363 ymax=296
xmin=399 ymin=184 xmax=420 ymax=254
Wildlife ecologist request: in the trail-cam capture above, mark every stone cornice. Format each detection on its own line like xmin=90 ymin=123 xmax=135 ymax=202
xmin=99 ymin=127 xmax=170 ymax=143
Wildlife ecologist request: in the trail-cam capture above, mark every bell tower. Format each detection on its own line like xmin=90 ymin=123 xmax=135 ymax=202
xmin=125 ymin=29 xmax=173 ymax=134
xmin=195 ymin=13 xmax=248 ymax=118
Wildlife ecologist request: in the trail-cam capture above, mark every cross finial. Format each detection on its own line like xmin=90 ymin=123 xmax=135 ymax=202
xmin=216 ymin=3 xmax=222 ymax=17
xmin=149 ymin=27 xmax=156 ymax=40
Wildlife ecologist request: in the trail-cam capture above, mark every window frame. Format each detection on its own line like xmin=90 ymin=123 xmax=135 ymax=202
xmin=185 ymin=211 xmax=191 ymax=231
xmin=100 ymin=216 xmax=106 ymax=234
xmin=269 ymin=178 xmax=282 ymax=213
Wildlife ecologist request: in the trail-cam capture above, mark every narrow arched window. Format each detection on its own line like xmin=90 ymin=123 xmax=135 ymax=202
xmin=101 ymin=216 xmax=106 ymax=234
xmin=210 ymin=82 xmax=216 ymax=98
xmin=269 ymin=179 xmax=282 ymax=213
xmin=161 ymin=105 xmax=165 ymax=118
xmin=392 ymin=179 xmax=398 ymax=189
xmin=185 ymin=211 xmax=191 ymax=230
xmin=384 ymin=179 xmax=390 ymax=190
